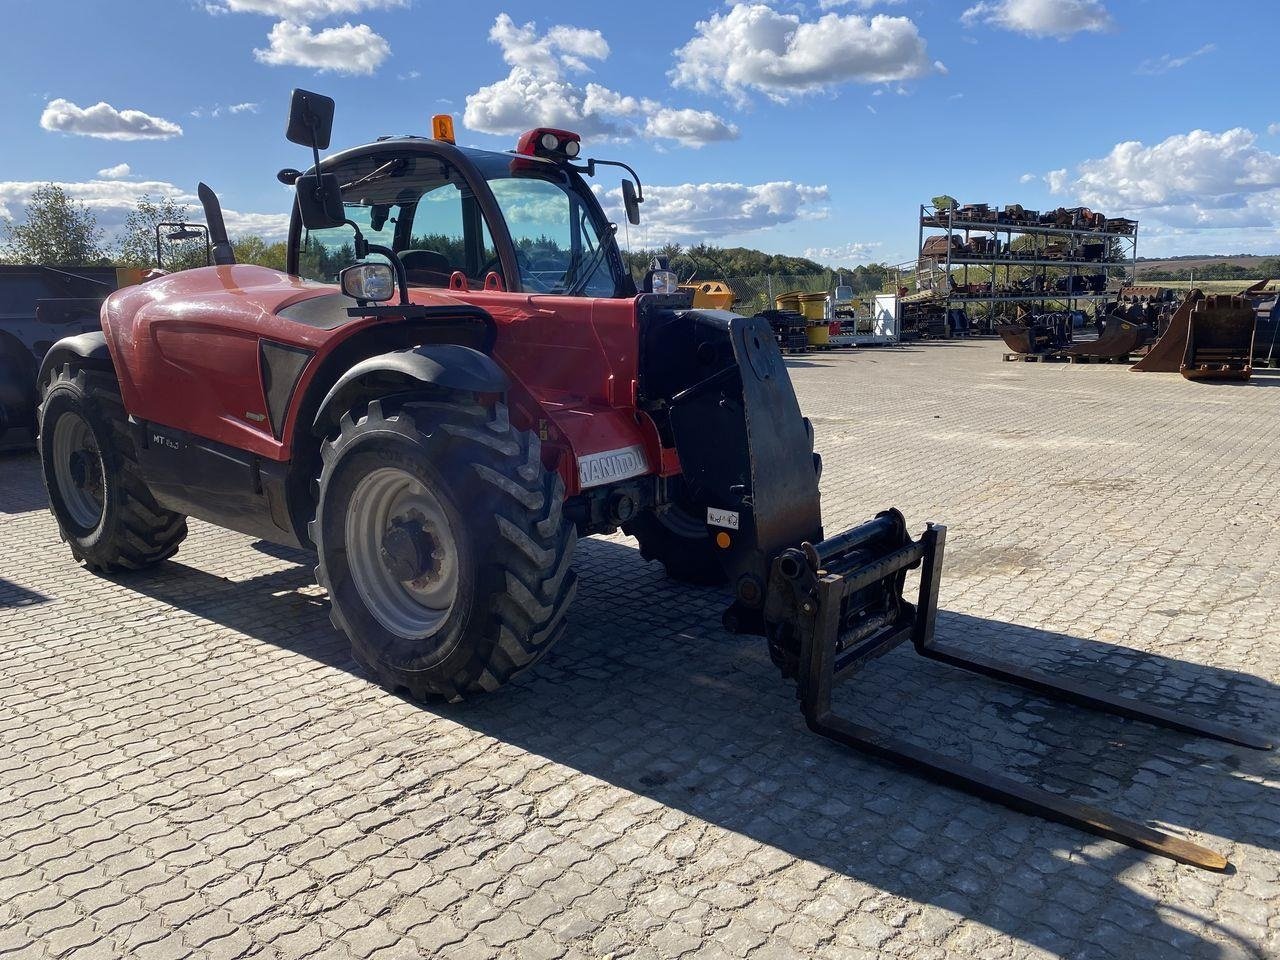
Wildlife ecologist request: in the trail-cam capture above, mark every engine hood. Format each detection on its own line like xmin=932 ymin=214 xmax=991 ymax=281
xmin=104 ymin=264 xmax=473 ymax=347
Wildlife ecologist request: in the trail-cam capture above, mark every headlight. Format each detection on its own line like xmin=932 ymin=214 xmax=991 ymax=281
xmin=650 ymin=270 xmax=678 ymax=295
xmin=340 ymin=262 xmax=396 ymax=303
xmin=540 ymin=132 xmax=560 ymax=152
xmin=564 ymin=139 xmax=580 ymax=158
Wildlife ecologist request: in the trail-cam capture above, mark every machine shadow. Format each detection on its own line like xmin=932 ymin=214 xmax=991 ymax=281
xmin=120 ymin=534 xmax=1278 ymax=960
xmin=0 ymin=576 xmax=49 ymax=608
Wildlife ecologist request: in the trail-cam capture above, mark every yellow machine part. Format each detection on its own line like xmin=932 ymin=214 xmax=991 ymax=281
xmin=798 ymin=292 xmax=828 ymax=321
xmin=115 ymin=267 xmax=150 ymax=289
xmin=679 ymin=280 xmax=737 ymax=311
xmin=774 ymin=291 xmax=803 ymax=313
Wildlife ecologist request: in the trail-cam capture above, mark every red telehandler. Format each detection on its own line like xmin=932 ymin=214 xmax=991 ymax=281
xmin=37 ymin=90 xmax=1269 ymax=871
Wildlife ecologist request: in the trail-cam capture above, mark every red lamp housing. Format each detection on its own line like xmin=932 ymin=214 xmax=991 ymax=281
xmin=515 ymin=128 xmax=582 ymax=162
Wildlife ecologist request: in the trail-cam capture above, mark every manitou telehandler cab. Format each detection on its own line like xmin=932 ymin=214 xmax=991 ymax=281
xmin=37 ymin=90 xmax=1269 ymax=871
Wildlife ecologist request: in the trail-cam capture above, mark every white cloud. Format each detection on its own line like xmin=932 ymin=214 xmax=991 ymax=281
xmin=819 ymin=0 xmax=904 ymax=7
xmin=206 ymin=0 xmax=407 ymax=21
xmin=41 ymin=99 xmax=183 ymax=141
xmin=1136 ymin=43 xmax=1215 ymax=75
xmin=803 ymin=241 xmax=882 ymax=266
xmin=1269 ymin=122 xmax=1280 ymax=137
xmin=253 ymin=21 xmax=390 ymax=74
xmin=670 ymin=4 xmax=937 ymax=105
xmin=98 ymin=163 xmax=132 ymax=179
xmin=488 ymin=12 xmax=609 ymax=74
xmin=228 ymin=102 xmax=260 ymax=114
xmin=643 ymin=108 xmax=739 ymax=149
xmin=600 ymin=181 xmax=829 ymax=244
xmin=464 ymin=15 xmax=738 ymax=149
xmin=1060 ymin=128 xmax=1280 ymax=211
xmin=1044 ymin=128 xmax=1280 ymax=247
xmin=0 ymin=178 xmax=290 ymax=242
xmin=465 ymin=70 xmax=632 ymax=139
xmin=1019 ymin=172 xmax=1035 ymax=183
xmin=960 ymin=0 xmax=1112 ymax=38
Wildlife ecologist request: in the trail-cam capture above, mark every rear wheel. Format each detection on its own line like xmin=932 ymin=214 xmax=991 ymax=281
xmin=624 ymin=502 xmax=728 ymax=586
xmin=312 ymin=398 xmax=577 ymax=700
xmin=38 ymin=365 xmax=188 ymax=571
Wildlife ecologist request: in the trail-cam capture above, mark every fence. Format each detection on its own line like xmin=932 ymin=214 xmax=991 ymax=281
xmin=716 ymin=274 xmax=842 ymax=315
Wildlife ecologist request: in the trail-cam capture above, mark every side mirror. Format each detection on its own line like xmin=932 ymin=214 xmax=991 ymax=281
xmin=286 ymin=88 xmax=335 ymax=150
xmin=295 ymin=173 xmax=345 ymax=230
xmin=622 ymin=179 xmax=641 ymax=226
xmin=341 ymin=262 xmax=396 ymax=303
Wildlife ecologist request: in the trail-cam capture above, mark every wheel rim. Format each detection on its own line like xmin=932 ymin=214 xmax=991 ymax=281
xmin=51 ymin=411 xmax=104 ymax=530
xmin=345 ymin=466 xmax=459 ymax=640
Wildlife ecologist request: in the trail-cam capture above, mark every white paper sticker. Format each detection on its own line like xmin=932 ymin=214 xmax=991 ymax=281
xmin=707 ymin=507 xmax=740 ymax=530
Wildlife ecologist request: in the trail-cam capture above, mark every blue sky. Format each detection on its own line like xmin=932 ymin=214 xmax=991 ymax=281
xmin=4 ymin=0 xmax=1279 ymax=267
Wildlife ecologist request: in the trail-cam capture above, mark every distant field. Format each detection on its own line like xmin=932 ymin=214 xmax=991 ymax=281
xmin=1133 ymin=279 xmax=1273 ymax=294
xmin=1134 ymin=255 xmax=1274 ymax=275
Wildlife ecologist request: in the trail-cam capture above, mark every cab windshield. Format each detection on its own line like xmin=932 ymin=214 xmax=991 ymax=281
xmin=296 ymin=147 xmax=621 ymax=297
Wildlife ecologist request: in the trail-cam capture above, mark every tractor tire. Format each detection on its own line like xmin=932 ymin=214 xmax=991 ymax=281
xmin=624 ymin=503 xmax=728 ymax=587
xmin=38 ymin=365 xmax=188 ymax=572
xmin=312 ymin=398 xmax=577 ymax=701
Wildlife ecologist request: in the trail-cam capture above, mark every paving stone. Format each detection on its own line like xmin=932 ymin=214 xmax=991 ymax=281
xmin=1 ymin=342 xmax=1277 ymax=960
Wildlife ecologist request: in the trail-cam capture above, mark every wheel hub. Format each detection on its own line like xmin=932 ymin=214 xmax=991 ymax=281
xmin=51 ymin=411 xmax=104 ymax=530
xmin=380 ymin=514 xmax=442 ymax=584
xmin=344 ymin=467 xmax=460 ymax=640
xmin=69 ymin=449 xmax=90 ymax=488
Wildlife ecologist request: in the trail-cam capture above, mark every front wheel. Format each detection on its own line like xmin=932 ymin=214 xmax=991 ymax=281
xmin=312 ymin=399 xmax=577 ymax=700
xmin=623 ymin=503 xmax=728 ymax=586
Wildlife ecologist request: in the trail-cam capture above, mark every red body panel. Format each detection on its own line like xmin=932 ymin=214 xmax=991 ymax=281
xmin=100 ymin=265 xmax=673 ymax=494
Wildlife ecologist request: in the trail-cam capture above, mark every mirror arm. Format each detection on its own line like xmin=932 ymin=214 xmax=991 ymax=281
xmin=578 ymin=158 xmax=644 ymax=202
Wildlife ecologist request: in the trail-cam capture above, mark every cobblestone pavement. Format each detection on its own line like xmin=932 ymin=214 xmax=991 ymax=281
xmin=2 ymin=340 xmax=1278 ymax=960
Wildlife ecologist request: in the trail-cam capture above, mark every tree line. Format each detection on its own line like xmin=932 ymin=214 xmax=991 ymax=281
xmin=622 ymin=243 xmax=892 ymax=293
xmin=1 ymin=185 xmax=895 ymax=295
xmin=0 ymin=185 xmax=291 ymax=272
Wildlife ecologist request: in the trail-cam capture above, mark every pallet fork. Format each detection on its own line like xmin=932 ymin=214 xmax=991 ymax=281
xmin=765 ymin=511 xmax=1273 ymax=871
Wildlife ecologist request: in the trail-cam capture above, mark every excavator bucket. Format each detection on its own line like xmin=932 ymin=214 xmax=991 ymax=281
xmin=1182 ymin=294 xmax=1256 ymax=381
xmin=1132 ymin=289 xmax=1201 ymax=373
xmin=996 ymin=322 xmax=1064 ymax=355
xmin=1064 ymin=315 xmax=1145 ymax=360
xmin=996 ymin=323 xmax=1034 ymax=354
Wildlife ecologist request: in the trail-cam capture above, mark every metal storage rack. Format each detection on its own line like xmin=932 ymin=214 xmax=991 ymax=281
xmin=914 ymin=202 xmax=1139 ymax=333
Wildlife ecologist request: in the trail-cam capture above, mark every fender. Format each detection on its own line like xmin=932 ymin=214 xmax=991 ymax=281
xmin=37 ymin=330 xmax=113 ymax=387
xmin=313 ymin=343 xmax=510 ymax=435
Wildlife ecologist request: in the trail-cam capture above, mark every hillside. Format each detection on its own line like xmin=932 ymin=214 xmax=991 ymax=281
xmin=1134 ymin=254 xmax=1280 ymax=281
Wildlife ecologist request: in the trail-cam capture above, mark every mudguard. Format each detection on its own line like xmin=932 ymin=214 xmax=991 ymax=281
xmin=313 ymin=343 xmax=509 ymax=434
xmin=37 ymin=330 xmax=113 ymax=387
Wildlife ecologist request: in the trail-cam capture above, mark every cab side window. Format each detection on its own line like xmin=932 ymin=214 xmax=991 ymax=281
xmin=295 ymin=153 xmax=501 ymax=289
xmin=401 ymin=181 xmax=499 ymax=289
